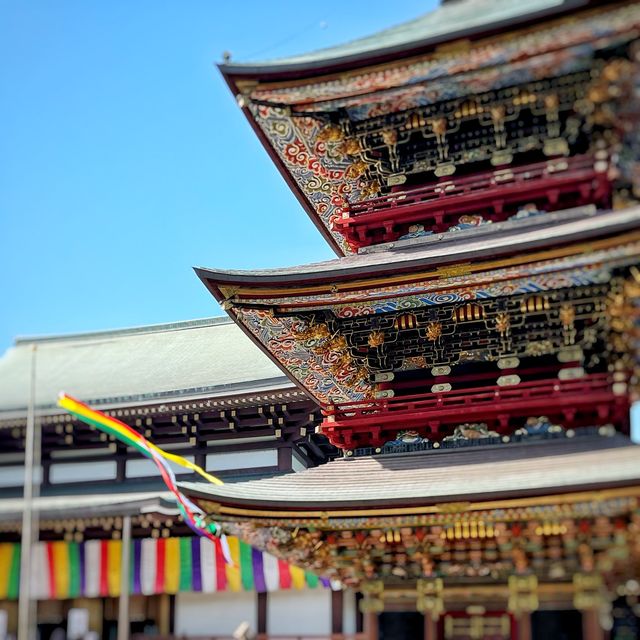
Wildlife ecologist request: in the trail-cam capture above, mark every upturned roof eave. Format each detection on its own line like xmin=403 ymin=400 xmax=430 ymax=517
xmin=193 ymin=207 xmax=640 ymax=292
xmin=0 ymin=376 xmax=299 ymax=424
xmin=217 ymin=0 xmax=593 ymax=81
xmin=217 ymin=68 xmax=345 ymax=256
xmin=180 ymin=437 xmax=640 ymax=514
xmin=0 ymin=491 xmax=178 ymax=524
xmin=182 ymin=478 xmax=640 ymax=513
xmin=217 ymin=0 xmax=603 ymax=256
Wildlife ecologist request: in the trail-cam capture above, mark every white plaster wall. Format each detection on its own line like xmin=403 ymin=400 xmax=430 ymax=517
xmin=0 ymin=465 xmax=25 ymax=487
xmin=267 ymin=589 xmax=332 ymax=635
xmin=49 ymin=460 xmax=116 ymax=484
xmin=343 ymin=589 xmax=357 ymax=635
xmin=175 ymin=591 xmax=256 ymax=637
xmin=127 ymin=456 xmax=194 ymax=478
xmin=206 ymin=449 xmax=277 ymax=472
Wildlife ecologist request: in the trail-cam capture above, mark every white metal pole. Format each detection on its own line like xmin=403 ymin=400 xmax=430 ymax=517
xmin=18 ymin=344 xmax=40 ymax=640
xmin=117 ymin=515 xmax=132 ymax=640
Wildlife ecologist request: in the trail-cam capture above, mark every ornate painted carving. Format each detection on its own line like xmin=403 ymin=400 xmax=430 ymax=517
xmin=242 ymin=4 xmax=640 ymax=251
xmin=198 ymin=493 xmax=640 ymax=588
xmin=223 ymin=242 xmax=639 ymax=405
xmin=234 ymin=240 xmax=640 ymax=315
xmin=233 ymin=308 xmax=372 ymax=404
xmin=442 ymin=423 xmax=499 ymax=442
xmin=514 ymin=416 xmax=564 ymax=437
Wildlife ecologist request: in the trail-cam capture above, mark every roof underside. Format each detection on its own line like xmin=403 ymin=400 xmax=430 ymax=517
xmin=196 ymin=207 xmax=640 ymax=291
xmin=181 ymin=435 xmax=640 ymax=510
xmin=0 ymin=318 xmax=292 ymax=416
xmin=193 ymin=208 xmax=640 ymax=408
xmin=220 ymin=0 xmax=582 ymax=76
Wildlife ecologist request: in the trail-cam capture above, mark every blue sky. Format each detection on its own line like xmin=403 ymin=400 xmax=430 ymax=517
xmin=0 ymin=0 xmax=437 ymax=353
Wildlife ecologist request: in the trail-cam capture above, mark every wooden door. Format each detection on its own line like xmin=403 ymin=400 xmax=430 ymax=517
xmin=441 ymin=612 xmax=516 ymax=640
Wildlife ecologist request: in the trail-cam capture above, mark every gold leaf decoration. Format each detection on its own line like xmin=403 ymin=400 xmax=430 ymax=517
xmin=345 ymin=159 xmax=368 ymax=179
xmin=381 ymin=129 xmax=398 ymax=145
xmin=339 ymin=138 xmax=361 ymax=155
xmin=367 ymin=330 xmax=385 ymax=348
xmin=495 ymin=312 xmax=511 ymax=334
xmin=559 ymin=303 xmax=575 ymax=328
xmin=316 ymin=123 xmax=344 ymax=142
xmin=426 ymin=321 xmax=443 ymax=341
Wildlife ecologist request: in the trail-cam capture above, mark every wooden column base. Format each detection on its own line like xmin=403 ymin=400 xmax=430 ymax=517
xmin=363 ymin=611 xmax=379 ymax=640
xmin=517 ymin=612 xmax=532 ymax=640
xmin=424 ymin=612 xmax=437 ymax=640
xmin=257 ymin=591 xmax=267 ymax=638
xmin=582 ymin=609 xmax=605 ymax=640
xmin=332 ymin=589 xmax=344 ymax=637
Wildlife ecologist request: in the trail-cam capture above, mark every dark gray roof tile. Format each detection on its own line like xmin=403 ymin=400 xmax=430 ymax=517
xmin=0 ymin=317 xmax=292 ymax=415
xmin=221 ymin=0 xmax=578 ymax=74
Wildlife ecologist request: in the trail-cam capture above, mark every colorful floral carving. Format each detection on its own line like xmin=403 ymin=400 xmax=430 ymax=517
xmin=443 ymin=423 xmax=500 ymax=442
xmin=242 ymin=4 xmax=640 ymax=253
xmin=234 ymin=309 xmax=372 ymax=405
xmin=515 ymin=416 xmax=564 ymax=437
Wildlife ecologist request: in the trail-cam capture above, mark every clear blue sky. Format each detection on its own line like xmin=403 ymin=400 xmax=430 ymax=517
xmin=0 ymin=1 xmax=437 ymax=353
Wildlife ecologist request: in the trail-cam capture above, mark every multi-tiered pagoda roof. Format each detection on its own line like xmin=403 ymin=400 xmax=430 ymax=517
xmin=183 ymin=0 xmax=640 ymax=627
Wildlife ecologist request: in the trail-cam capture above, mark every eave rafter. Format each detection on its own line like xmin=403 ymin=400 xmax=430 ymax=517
xmin=196 ymin=217 xmax=640 ymax=410
xmin=183 ymin=463 xmax=640 ymax=587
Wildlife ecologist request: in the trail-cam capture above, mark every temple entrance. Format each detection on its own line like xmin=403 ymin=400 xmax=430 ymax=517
xmin=531 ymin=610 xmax=582 ymax=640
xmin=441 ymin=612 xmax=515 ymax=639
xmin=378 ymin=611 xmax=425 ymax=640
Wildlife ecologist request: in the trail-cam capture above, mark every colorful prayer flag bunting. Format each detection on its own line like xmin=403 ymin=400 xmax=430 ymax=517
xmin=0 ymin=537 xmax=325 ymax=600
xmin=57 ymin=393 xmax=224 ymax=546
xmin=0 ymin=543 xmax=20 ymax=600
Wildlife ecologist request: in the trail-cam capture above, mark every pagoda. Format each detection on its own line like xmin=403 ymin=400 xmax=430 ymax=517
xmin=184 ymin=1 xmax=640 ymax=638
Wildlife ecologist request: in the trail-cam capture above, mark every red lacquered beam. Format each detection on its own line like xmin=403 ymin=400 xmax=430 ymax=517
xmin=324 ymin=374 xmax=612 ymax=420
xmin=348 ymin=155 xmax=599 ymax=216
xmin=333 ymin=155 xmax=611 ymax=247
xmin=321 ymin=373 xmax=629 ymax=449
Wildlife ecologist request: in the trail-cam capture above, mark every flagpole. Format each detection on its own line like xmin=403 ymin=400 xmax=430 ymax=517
xmin=117 ymin=515 xmax=132 ymax=640
xmin=18 ymin=344 xmax=40 ymax=640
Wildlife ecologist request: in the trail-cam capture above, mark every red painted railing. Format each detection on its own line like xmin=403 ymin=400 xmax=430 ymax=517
xmin=321 ymin=373 xmax=628 ymax=449
xmin=133 ymin=635 xmax=367 ymax=640
xmin=333 ymin=155 xmax=611 ymax=247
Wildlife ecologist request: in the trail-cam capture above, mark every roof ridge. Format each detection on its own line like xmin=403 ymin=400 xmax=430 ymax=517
xmin=14 ymin=316 xmax=233 ymax=345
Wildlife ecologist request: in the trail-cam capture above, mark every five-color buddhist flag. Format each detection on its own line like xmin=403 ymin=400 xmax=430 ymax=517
xmin=0 ymin=537 xmax=327 ymax=600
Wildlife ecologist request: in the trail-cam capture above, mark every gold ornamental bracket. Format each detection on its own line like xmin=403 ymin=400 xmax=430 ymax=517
xmin=360 ymin=579 xmax=385 ymax=613
xmin=573 ymin=573 xmax=605 ymax=611
xmin=507 ymin=575 xmax=539 ymax=614
xmin=417 ymin=577 xmax=445 ymax=620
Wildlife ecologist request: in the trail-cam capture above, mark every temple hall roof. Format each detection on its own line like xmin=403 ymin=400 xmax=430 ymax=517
xmin=219 ymin=0 xmax=586 ymax=77
xmin=181 ymin=434 xmax=640 ymax=511
xmin=0 ymin=491 xmax=176 ymax=523
xmin=0 ymin=317 xmax=294 ymax=417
